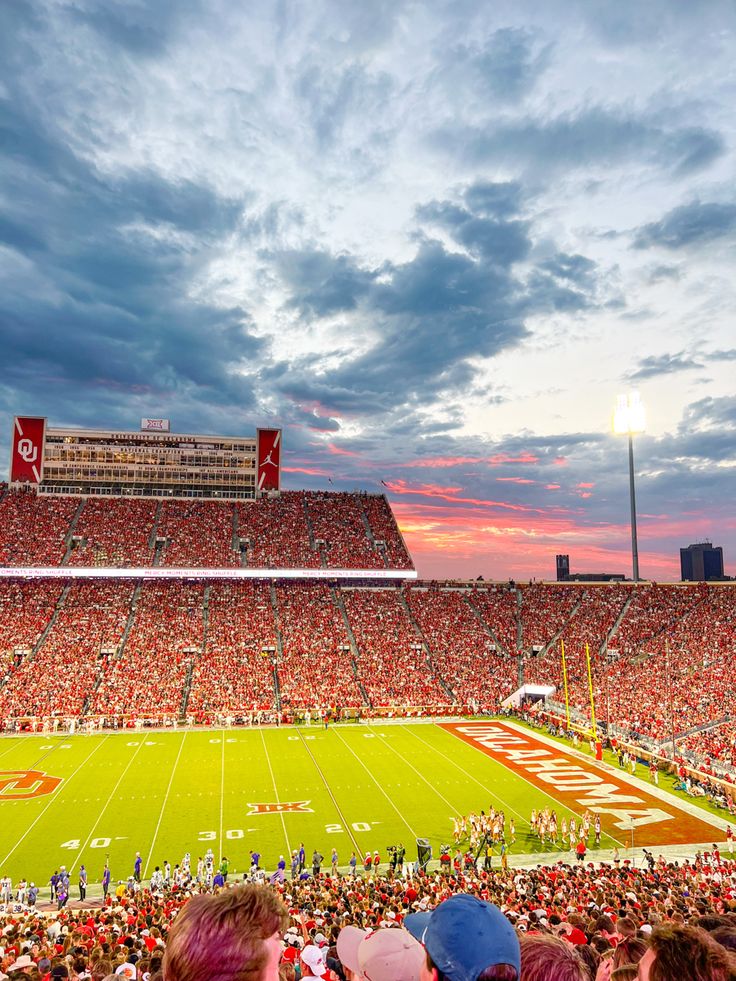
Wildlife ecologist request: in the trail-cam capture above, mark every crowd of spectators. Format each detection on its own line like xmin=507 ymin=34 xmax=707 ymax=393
xmin=519 ymin=584 xmax=581 ymax=654
xmin=0 ymin=491 xmax=414 ymax=571
xmin=67 ymin=500 xmax=157 ymax=568
xmin=88 ymin=582 xmax=205 ymax=720
xmin=363 ymin=493 xmax=413 ymax=568
xmin=5 ymin=851 xmax=736 ymax=981
xmin=0 ymin=582 xmax=132 ymax=721
xmin=306 ymin=492 xmax=385 ymax=570
xmin=157 ymin=501 xmax=239 ymax=568
xmin=237 ymin=492 xmax=319 ymax=569
xmin=467 ymin=585 xmax=520 ymax=656
xmin=342 ymin=587 xmax=447 ymax=706
xmin=1 ymin=576 xmax=735 ymax=760
xmin=403 ymin=585 xmax=512 ymax=710
xmin=274 ymin=582 xmax=361 ymax=709
xmin=187 ymin=581 xmax=278 ymax=719
xmin=0 ymin=580 xmax=61 ymax=672
xmin=0 ymin=492 xmax=78 ymax=566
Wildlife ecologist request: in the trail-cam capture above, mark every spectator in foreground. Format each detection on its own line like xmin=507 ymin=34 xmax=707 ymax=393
xmin=162 ymin=884 xmax=287 ymax=981
xmin=519 ymin=935 xmax=587 ymax=981
xmin=636 ymin=925 xmax=736 ymax=981
xmin=337 ymin=924 xmax=425 ymax=981
xmin=404 ymin=894 xmax=520 ymax=981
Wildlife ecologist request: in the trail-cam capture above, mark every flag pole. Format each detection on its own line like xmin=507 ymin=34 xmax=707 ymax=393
xmin=586 ymin=642 xmax=597 ymax=735
xmin=560 ymin=638 xmax=571 ymax=729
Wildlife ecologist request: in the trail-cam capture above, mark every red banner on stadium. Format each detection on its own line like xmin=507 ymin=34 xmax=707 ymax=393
xmin=10 ymin=416 xmax=46 ymax=484
xmin=257 ymin=428 xmax=281 ymax=493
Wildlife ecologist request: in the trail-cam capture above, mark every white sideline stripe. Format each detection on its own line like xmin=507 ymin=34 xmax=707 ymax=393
xmin=402 ymin=724 xmax=627 ymax=849
xmin=0 ymin=735 xmax=31 ymax=762
xmin=0 ymin=736 xmax=111 ymax=867
xmin=75 ymin=737 xmax=149 ymax=864
xmin=332 ymin=727 xmax=418 ymax=840
xmin=144 ymin=732 xmax=187 ymax=878
xmin=219 ymin=728 xmax=225 ymax=855
xmin=259 ymin=729 xmax=291 ymax=855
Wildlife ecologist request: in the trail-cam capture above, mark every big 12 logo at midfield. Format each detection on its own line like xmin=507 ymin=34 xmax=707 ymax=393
xmin=0 ymin=770 xmax=62 ymax=800
xmin=247 ymin=801 xmax=313 ymax=814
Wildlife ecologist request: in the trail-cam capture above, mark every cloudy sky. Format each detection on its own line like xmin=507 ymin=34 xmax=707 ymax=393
xmin=1 ymin=0 xmax=734 ymax=580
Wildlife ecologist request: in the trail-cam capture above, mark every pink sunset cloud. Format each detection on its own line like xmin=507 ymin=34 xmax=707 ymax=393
xmin=404 ymin=452 xmax=539 ymax=468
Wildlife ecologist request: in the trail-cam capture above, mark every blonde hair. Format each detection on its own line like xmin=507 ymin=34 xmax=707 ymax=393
xmin=163 ymin=885 xmax=288 ymax=981
xmin=520 ymin=935 xmax=587 ymax=981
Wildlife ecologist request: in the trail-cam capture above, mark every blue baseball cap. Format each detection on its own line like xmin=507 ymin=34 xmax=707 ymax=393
xmin=404 ymin=894 xmax=520 ymax=981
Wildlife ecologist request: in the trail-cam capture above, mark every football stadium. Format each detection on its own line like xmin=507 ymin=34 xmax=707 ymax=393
xmin=1 ymin=414 xmax=736 ymax=978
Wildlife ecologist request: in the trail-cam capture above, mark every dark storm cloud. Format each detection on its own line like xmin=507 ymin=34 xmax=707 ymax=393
xmin=0 ymin=63 xmax=263 ymax=433
xmin=415 ymin=200 xmax=531 ymax=265
xmin=64 ymin=0 xmax=203 ymax=56
xmin=449 ymin=28 xmax=552 ymax=103
xmin=433 ymin=107 xmax=724 ymax=177
xmin=681 ymin=395 xmax=736 ymax=431
xmin=270 ymin=180 xmax=609 ymax=416
xmin=633 ymin=201 xmax=736 ymax=249
xmin=463 ymin=181 xmax=524 ymax=219
xmin=628 ymin=352 xmax=704 ymax=380
xmin=273 ymin=250 xmax=376 ymax=317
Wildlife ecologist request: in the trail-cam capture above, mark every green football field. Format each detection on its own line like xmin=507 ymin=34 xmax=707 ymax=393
xmin=0 ymin=722 xmax=620 ymax=890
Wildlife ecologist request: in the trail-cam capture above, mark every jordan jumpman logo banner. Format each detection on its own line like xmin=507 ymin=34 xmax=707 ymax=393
xmin=256 ymin=428 xmax=282 ymax=492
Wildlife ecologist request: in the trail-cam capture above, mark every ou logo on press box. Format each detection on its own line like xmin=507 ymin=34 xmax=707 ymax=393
xmin=17 ymin=438 xmax=38 ymax=463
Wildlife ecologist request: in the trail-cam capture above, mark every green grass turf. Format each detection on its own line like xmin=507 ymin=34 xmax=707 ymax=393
xmin=0 ymin=723 xmax=621 ymax=890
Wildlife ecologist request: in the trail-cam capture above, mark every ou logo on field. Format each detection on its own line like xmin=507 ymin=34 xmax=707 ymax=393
xmin=17 ymin=438 xmax=38 ymax=463
xmin=0 ymin=770 xmax=62 ymax=800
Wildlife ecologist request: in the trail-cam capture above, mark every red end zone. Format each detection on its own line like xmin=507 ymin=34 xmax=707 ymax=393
xmin=441 ymin=721 xmax=721 ymax=848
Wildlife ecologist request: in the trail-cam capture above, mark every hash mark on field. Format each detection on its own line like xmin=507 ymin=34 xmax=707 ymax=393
xmin=374 ymin=731 xmax=462 ymax=817
xmin=1 ymin=736 xmax=111 ymax=868
xmin=75 ymin=737 xmax=149 ymax=865
xmin=219 ymin=727 xmax=225 ymax=855
xmin=332 ymin=728 xmax=418 ymax=840
xmin=144 ymin=732 xmax=188 ymax=878
xmin=259 ymin=729 xmax=291 ymax=856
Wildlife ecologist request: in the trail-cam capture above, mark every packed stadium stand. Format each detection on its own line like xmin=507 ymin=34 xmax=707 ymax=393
xmin=1 ymin=480 xmax=736 ymax=781
xmin=0 ymin=489 xmax=413 ymax=570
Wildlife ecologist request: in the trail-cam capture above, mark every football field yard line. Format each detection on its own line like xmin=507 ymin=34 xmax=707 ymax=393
xmin=259 ymin=728 xmax=291 ymax=856
xmin=219 ymin=728 xmax=225 ymax=857
xmin=401 ymin=724 xmax=529 ymax=825
xmin=295 ymin=728 xmax=362 ymax=856
xmin=0 ymin=735 xmax=111 ymax=868
xmin=405 ymin=725 xmax=627 ymax=850
xmin=74 ymin=736 xmax=149 ymax=866
xmin=331 ymin=726 xmax=419 ymax=841
xmin=144 ymin=731 xmax=187 ymax=878
xmin=0 ymin=735 xmax=30 ymax=762
xmin=365 ymin=725 xmax=462 ymax=819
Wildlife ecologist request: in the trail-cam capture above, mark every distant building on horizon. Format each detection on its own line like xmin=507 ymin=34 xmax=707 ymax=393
xmin=680 ymin=541 xmax=725 ymax=581
xmin=555 ymin=553 xmax=626 ymax=583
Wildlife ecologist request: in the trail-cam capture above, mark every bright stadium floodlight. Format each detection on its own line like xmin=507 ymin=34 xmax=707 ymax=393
xmin=613 ymin=393 xmax=646 ymax=581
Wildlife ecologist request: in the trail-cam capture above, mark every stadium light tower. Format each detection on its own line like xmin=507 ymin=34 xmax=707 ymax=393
xmin=613 ymin=392 xmax=646 ymax=582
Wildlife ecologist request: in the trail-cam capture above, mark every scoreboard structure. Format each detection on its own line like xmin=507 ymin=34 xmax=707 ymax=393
xmin=9 ymin=416 xmax=282 ymax=501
